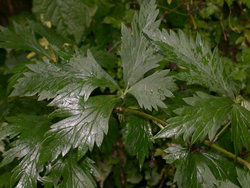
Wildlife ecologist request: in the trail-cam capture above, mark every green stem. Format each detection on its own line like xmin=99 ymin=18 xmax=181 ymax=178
xmin=204 ymin=140 xmax=250 ymax=170
xmin=115 ymin=107 xmax=166 ymax=129
xmin=115 ymin=107 xmax=250 ymax=170
xmin=119 ymin=87 xmax=129 ymax=99
xmin=212 ymin=120 xmax=231 ymax=143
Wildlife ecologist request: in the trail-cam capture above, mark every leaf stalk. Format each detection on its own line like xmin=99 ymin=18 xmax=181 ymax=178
xmin=212 ymin=120 xmax=231 ymax=143
xmin=115 ymin=107 xmax=250 ymax=170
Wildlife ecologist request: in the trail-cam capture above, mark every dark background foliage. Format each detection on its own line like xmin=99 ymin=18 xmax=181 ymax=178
xmin=0 ymin=0 xmax=250 ymax=187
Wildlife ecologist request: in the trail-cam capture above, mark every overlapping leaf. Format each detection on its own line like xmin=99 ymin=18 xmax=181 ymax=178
xmin=163 ymin=144 xmax=188 ymax=164
xmin=29 ymin=21 xmax=67 ymax=47
xmin=154 ymin=93 xmax=234 ymax=143
xmin=0 ymin=22 xmax=49 ymax=57
xmin=236 ymin=168 xmax=250 ymax=188
xmin=42 ymin=95 xmax=119 ymax=161
xmin=216 ymin=181 xmax=239 ymax=188
xmin=231 ymin=104 xmax=250 ymax=153
xmin=33 ymin=0 xmax=97 ymax=43
xmin=121 ymin=0 xmax=176 ymax=110
xmin=121 ymin=0 xmax=161 ymax=87
xmin=165 ymin=144 xmax=237 ymax=188
xmin=128 ymin=70 xmax=176 ymax=110
xmin=0 ymin=115 xmax=51 ymax=188
xmin=11 ymin=51 xmax=119 ymax=101
xmin=144 ymin=28 xmax=236 ymax=98
xmin=123 ymin=115 xmax=153 ymax=168
xmin=42 ymin=155 xmax=98 ymax=188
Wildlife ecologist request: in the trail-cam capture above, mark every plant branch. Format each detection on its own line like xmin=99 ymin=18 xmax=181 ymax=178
xmin=114 ymin=107 xmax=166 ymax=129
xmin=115 ymin=107 xmax=250 ymax=170
xmin=212 ymin=120 xmax=231 ymax=143
xmin=204 ymin=140 xmax=250 ymax=170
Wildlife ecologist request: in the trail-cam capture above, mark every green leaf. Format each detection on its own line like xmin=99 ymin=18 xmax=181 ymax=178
xmin=7 ymin=61 xmax=30 ymax=94
xmin=0 ymin=22 xmax=49 ymax=57
xmin=163 ymin=144 xmax=188 ymax=164
xmin=121 ymin=0 xmax=161 ymax=87
xmin=0 ymin=172 xmax=13 ymax=188
xmin=231 ymin=104 xmax=250 ymax=153
xmin=216 ymin=180 xmax=239 ymax=188
xmin=42 ymin=155 xmax=98 ymax=188
xmin=121 ymin=0 xmax=176 ymax=110
xmin=42 ymin=95 xmax=119 ymax=161
xmin=100 ymin=117 xmax=119 ymax=153
xmin=11 ymin=51 xmax=119 ymax=101
xmin=166 ymin=145 xmax=237 ymax=188
xmin=33 ymin=0 xmax=97 ymax=43
xmin=123 ymin=115 xmax=153 ymax=168
xmin=236 ymin=168 xmax=250 ymax=188
xmin=154 ymin=93 xmax=234 ymax=143
xmin=1 ymin=115 xmax=50 ymax=166
xmin=0 ymin=115 xmax=51 ymax=188
xmin=128 ymin=70 xmax=176 ymax=110
xmin=242 ymin=0 xmax=250 ymax=8
xmin=29 ymin=20 xmax=67 ymax=47
xmin=11 ymin=146 xmax=41 ymax=188
xmin=144 ymin=29 xmax=236 ymax=98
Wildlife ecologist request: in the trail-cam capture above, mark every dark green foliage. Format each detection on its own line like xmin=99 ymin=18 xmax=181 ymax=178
xmin=32 ymin=0 xmax=97 ymax=43
xmin=166 ymin=144 xmax=237 ymax=188
xmin=231 ymin=104 xmax=250 ymax=153
xmin=128 ymin=70 xmax=176 ymax=110
xmin=123 ymin=115 xmax=153 ymax=168
xmin=42 ymin=156 xmax=98 ymax=188
xmin=154 ymin=93 xmax=234 ymax=143
xmin=0 ymin=23 xmax=49 ymax=57
xmin=0 ymin=0 xmax=250 ymax=187
xmin=237 ymin=168 xmax=250 ymax=188
xmin=0 ymin=115 xmax=51 ymax=187
xmin=10 ymin=51 xmax=119 ymax=101
xmin=42 ymin=95 xmax=119 ymax=161
xmin=121 ymin=0 xmax=161 ymax=87
xmin=145 ymin=29 xmax=237 ymax=98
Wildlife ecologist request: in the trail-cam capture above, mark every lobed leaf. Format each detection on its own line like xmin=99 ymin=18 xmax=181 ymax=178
xmin=41 ymin=95 xmax=119 ymax=161
xmin=42 ymin=155 xmax=98 ymax=188
xmin=33 ymin=0 xmax=97 ymax=43
xmin=0 ymin=22 xmax=49 ymax=57
xmin=144 ymin=29 xmax=236 ymax=98
xmin=154 ymin=93 xmax=234 ymax=143
xmin=121 ymin=0 xmax=161 ymax=87
xmin=231 ymin=104 xmax=250 ymax=153
xmin=0 ymin=115 xmax=51 ymax=188
xmin=163 ymin=144 xmax=188 ymax=164
xmin=165 ymin=144 xmax=237 ymax=188
xmin=236 ymin=168 xmax=250 ymax=188
xmin=128 ymin=70 xmax=176 ymax=110
xmin=123 ymin=115 xmax=153 ymax=168
xmin=11 ymin=51 xmax=119 ymax=101
xmin=121 ymin=0 xmax=176 ymax=110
